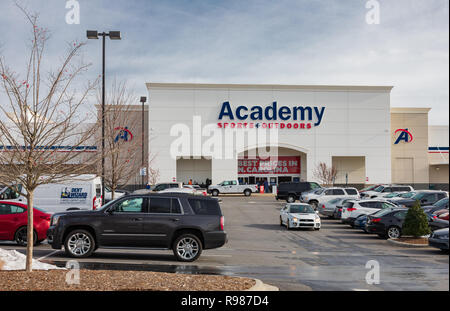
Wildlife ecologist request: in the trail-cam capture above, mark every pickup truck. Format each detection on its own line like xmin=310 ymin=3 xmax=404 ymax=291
xmin=208 ymin=180 xmax=259 ymax=197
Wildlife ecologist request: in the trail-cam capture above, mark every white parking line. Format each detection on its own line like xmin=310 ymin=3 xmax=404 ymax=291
xmin=37 ymin=250 xmax=60 ymax=261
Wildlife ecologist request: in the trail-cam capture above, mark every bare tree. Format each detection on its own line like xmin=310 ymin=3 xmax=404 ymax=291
xmin=0 ymin=6 xmax=99 ymax=272
xmin=100 ymin=80 xmax=142 ymax=200
xmin=313 ymin=162 xmax=337 ymax=186
xmin=147 ymin=166 xmax=160 ymax=186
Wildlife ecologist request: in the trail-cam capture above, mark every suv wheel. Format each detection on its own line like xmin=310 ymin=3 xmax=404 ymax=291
xmin=286 ymin=195 xmax=296 ymax=203
xmin=244 ymin=189 xmax=251 ymax=197
xmin=64 ymin=229 xmax=96 ymax=258
xmin=387 ymin=226 xmax=401 ymax=239
xmin=212 ymin=189 xmax=219 ymax=197
xmin=173 ymin=234 xmax=202 ymax=262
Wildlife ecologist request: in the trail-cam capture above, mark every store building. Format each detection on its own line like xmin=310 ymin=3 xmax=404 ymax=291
xmin=146 ymin=83 xmax=448 ymax=189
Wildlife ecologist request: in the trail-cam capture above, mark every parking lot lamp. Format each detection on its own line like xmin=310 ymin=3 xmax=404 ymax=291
xmin=86 ymin=30 xmax=121 ymax=204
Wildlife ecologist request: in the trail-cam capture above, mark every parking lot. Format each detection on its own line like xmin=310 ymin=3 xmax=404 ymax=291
xmin=1 ymin=195 xmax=448 ymax=291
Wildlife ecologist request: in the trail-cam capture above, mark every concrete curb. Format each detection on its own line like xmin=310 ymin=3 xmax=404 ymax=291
xmin=244 ymin=278 xmax=279 ymax=291
xmin=387 ymin=238 xmax=430 ymax=248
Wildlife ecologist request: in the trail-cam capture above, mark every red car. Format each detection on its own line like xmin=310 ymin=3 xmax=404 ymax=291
xmin=0 ymin=201 xmax=51 ymax=246
xmin=438 ymin=212 xmax=449 ymax=221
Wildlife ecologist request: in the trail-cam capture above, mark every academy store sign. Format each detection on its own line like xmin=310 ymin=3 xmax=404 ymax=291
xmin=217 ymin=101 xmax=326 ymax=129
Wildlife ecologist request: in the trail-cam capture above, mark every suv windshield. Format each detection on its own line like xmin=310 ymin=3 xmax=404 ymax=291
xmin=373 ymin=186 xmax=385 ymax=192
xmin=290 ymin=205 xmax=315 ymax=214
xmin=434 ymin=197 xmax=449 ymax=208
xmin=361 ymin=185 xmax=377 ymax=191
xmin=399 ymin=192 xmax=415 ymax=198
xmin=411 ymin=192 xmax=429 ymax=200
xmin=310 ymin=183 xmax=321 ymax=190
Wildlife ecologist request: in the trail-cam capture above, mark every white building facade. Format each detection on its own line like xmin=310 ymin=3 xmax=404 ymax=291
xmin=147 ymin=83 xmax=392 ymax=186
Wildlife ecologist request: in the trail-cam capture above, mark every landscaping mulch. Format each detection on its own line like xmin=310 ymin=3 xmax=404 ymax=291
xmin=394 ymin=237 xmax=428 ymax=245
xmin=0 ymin=269 xmax=255 ymax=291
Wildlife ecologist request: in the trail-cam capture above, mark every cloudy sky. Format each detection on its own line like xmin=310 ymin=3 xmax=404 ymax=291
xmin=0 ymin=0 xmax=448 ymax=124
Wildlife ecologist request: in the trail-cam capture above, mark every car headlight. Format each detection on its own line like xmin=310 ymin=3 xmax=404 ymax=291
xmin=292 ymin=217 xmax=298 ymax=222
xmin=51 ymin=215 xmax=60 ymax=226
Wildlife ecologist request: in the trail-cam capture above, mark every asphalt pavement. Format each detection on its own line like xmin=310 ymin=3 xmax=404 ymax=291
xmin=1 ymin=195 xmax=448 ymax=291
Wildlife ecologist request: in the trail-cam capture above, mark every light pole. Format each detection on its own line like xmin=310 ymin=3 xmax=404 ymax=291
xmin=140 ymin=96 xmax=147 ymax=187
xmin=87 ymin=30 xmax=121 ymax=205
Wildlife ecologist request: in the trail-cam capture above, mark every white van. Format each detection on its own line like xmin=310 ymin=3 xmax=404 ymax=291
xmin=0 ymin=175 xmax=102 ymax=214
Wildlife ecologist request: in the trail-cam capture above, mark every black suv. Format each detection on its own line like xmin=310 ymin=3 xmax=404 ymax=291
xmin=47 ymin=193 xmax=227 ymax=262
xmin=276 ymin=181 xmax=321 ymax=202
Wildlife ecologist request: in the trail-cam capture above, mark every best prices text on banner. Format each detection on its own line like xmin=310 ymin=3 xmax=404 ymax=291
xmin=238 ymin=156 xmax=300 ymax=175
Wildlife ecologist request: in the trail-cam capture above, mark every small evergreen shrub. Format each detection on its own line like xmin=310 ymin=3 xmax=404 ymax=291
xmin=402 ymin=200 xmax=431 ymax=238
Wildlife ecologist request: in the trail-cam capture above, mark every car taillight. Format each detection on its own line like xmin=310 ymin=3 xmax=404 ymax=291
xmin=220 ymin=216 xmax=225 ymax=231
xmin=371 ymin=218 xmax=381 ymax=223
xmin=203 ymin=191 xmax=207 ymax=196
xmin=322 ymin=204 xmax=325 ymax=209
xmin=338 ymin=208 xmax=342 ymax=212
xmin=347 ymin=207 xmax=357 ymax=212
xmin=93 ymin=196 xmax=97 ymax=210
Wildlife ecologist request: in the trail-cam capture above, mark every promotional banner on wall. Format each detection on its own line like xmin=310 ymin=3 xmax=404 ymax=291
xmin=238 ymin=156 xmax=300 ymax=175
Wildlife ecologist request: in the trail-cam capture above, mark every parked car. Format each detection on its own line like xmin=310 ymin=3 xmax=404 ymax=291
xmin=301 ymin=188 xmax=326 ymax=203
xmin=158 ymin=186 xmax=208 ymax=196
xmin=104 ymin=187 xmax=128 ymax=203
xmin=333 ymin=198 xmax=358 ymax=219
xmin=152 ymin=182 xmax=183 ymax=192
xmin=359 ymin=184 xmax=382 ymax=197
xmin=279 ymin=203 xmax=321 ymax=230
xmin=423 ymin=198 xmax=449 ymax=214
xmin=0 ymin=201 xmax=51 ymax=246
xmin=438 ymin=212 xmax=449 ymax=221
xmin=388 ymin=191 xmax=417 ymax=202
xmin=183 ymin=185 xmax=208 ymax=196
xmin=314 ymin=188 xmax=360 ymax=209
xmin=341 ymin=199 xmax=399 ymax=226
xmin=47 ymin=193 xmax=227 ymax=261
xmin=428 ymin=228 xmax=449 ymax=251
xmin=208 ymin=180 xmax=258 ymax=197
xmin=394 ymin=190 xmax=448 ymax=208
xmin=366 ymin=208 xmax=448 ymax=239
xmin=354 ymin=214 xmax=370 ymax=232
xmin=361 ymin=184 xmax=414 ymax=199
xmin=319 ymin=197 xmax=355 ymax=218
xmin=381 ymin=192 xmax=409 ymax=199
xmin=3 ymin=175 xmax=103 ymax=213
xmin=275 ymin=181 xmax=322 ymax=203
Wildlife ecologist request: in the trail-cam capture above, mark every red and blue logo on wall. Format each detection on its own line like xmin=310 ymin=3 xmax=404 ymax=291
xmin=394 ymin=128 xmax=413 ymax=145
xmin=114 ymin=127 xmax=133 ymax=143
